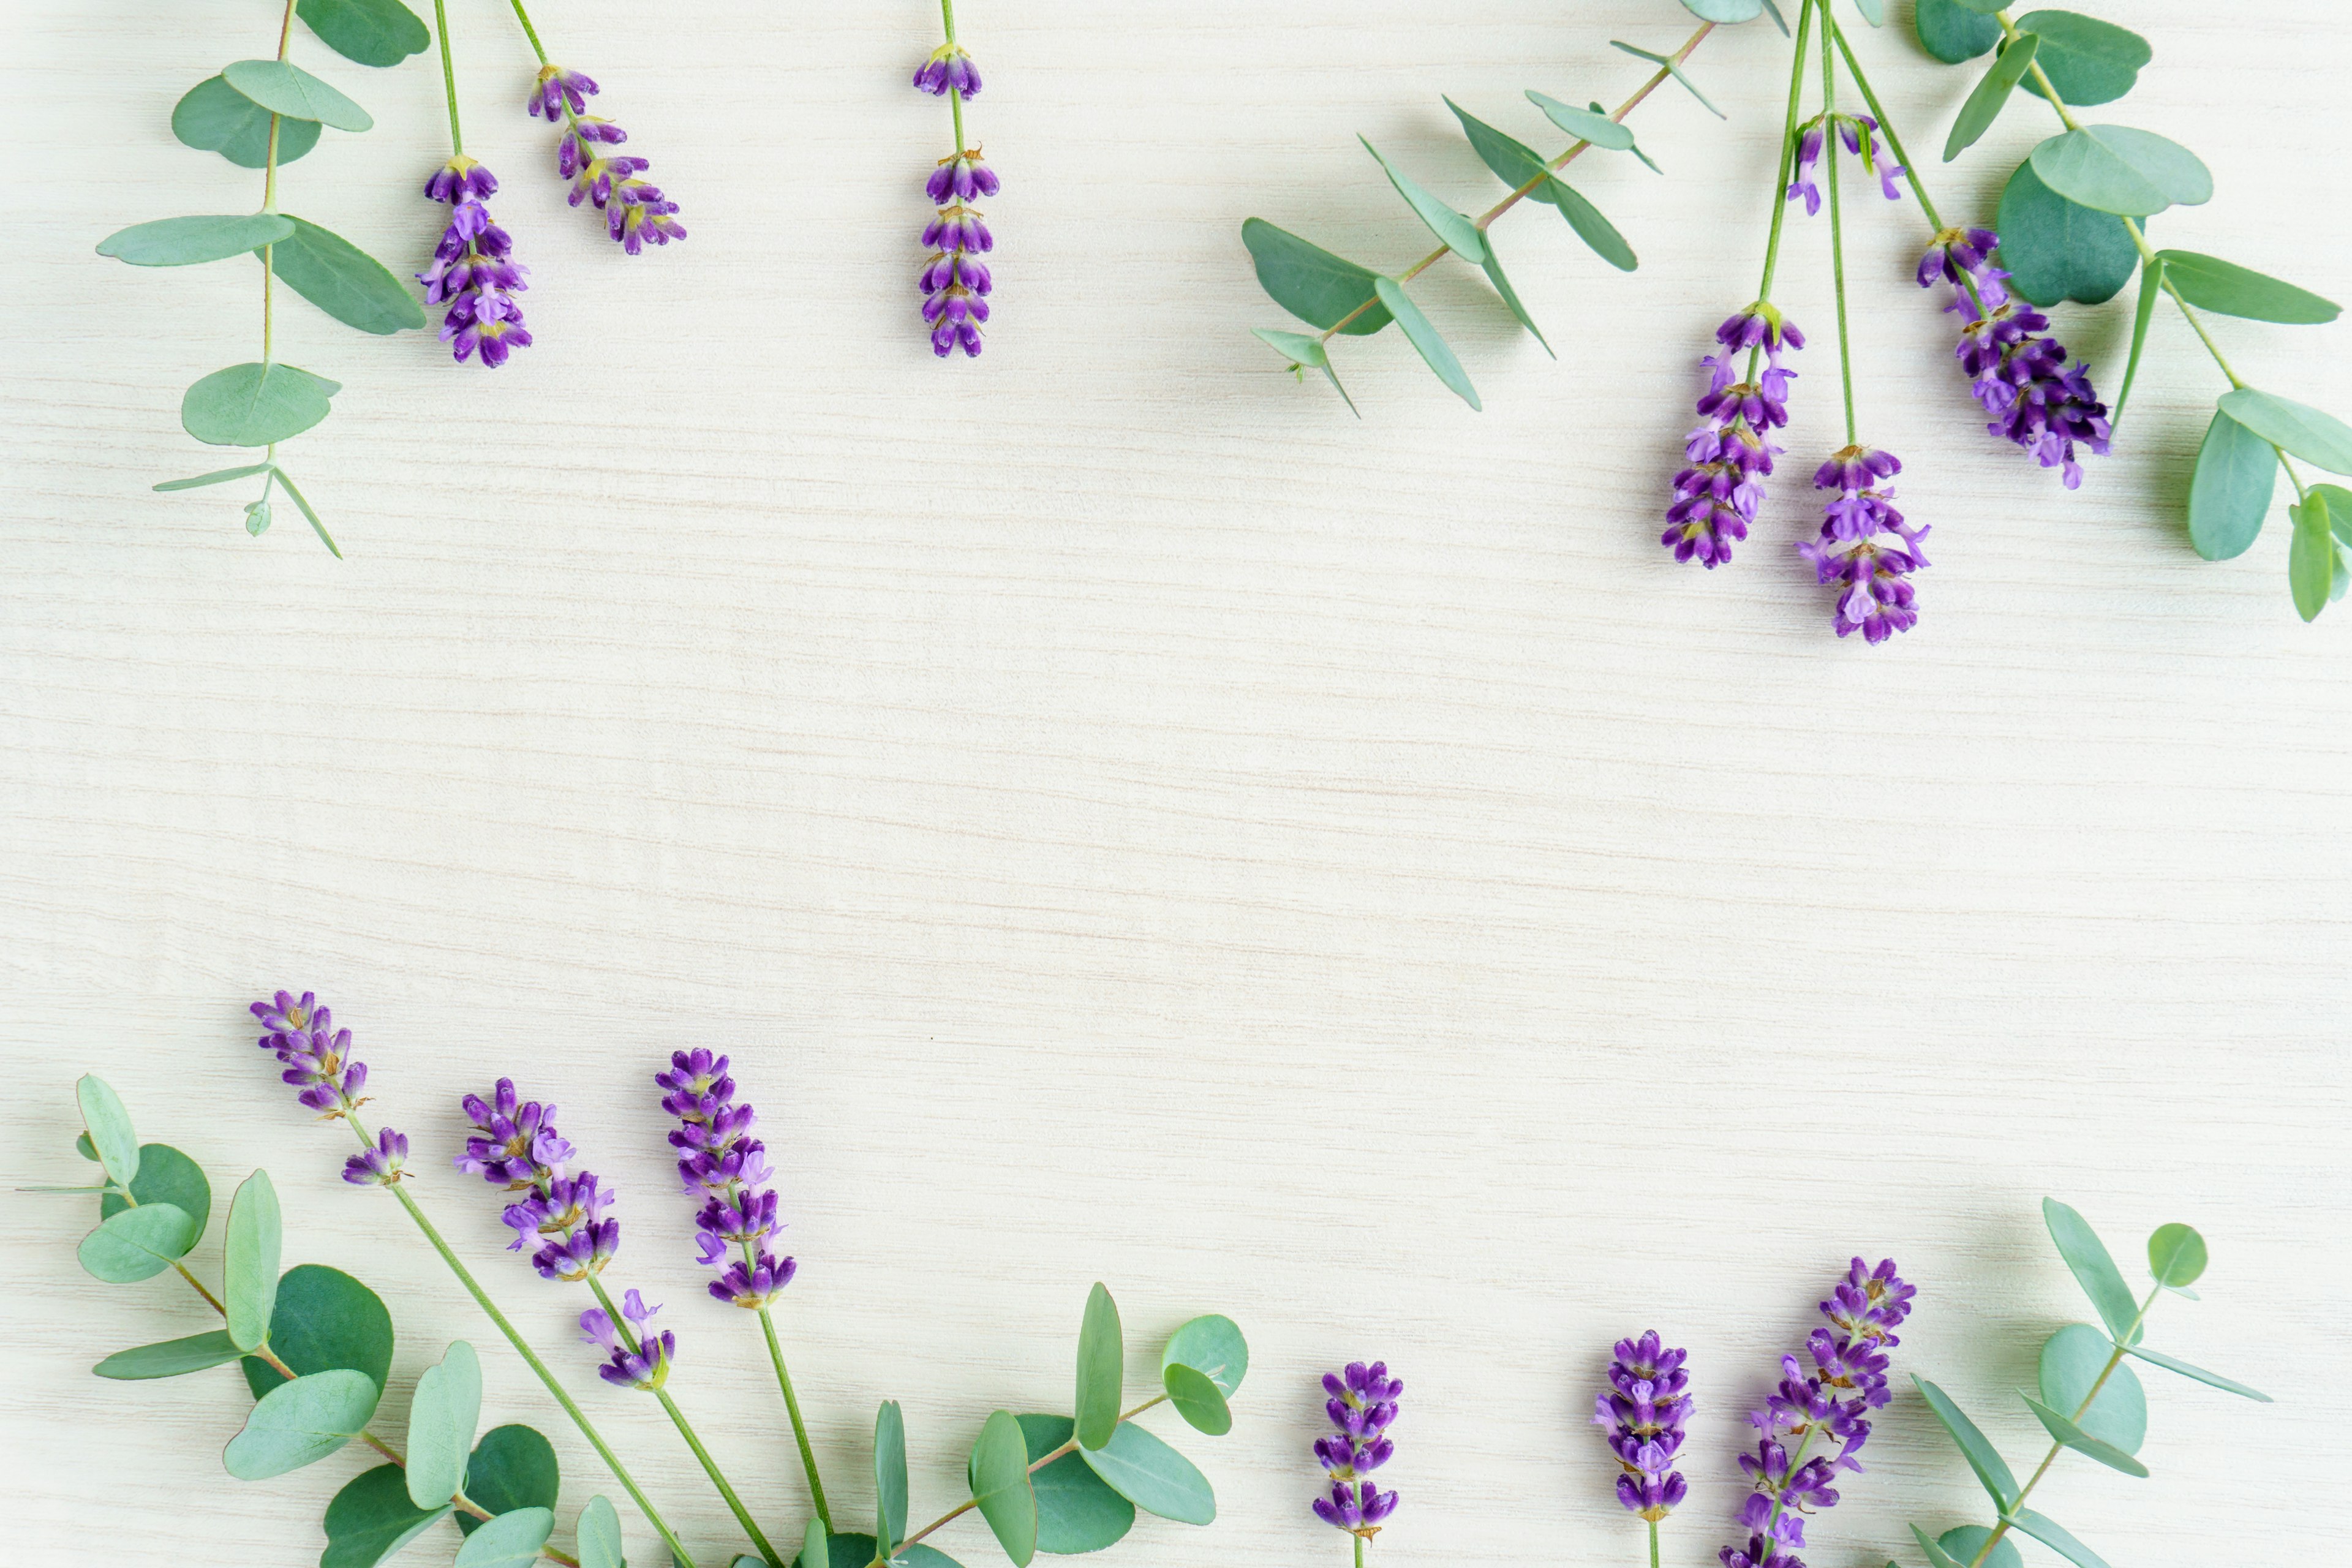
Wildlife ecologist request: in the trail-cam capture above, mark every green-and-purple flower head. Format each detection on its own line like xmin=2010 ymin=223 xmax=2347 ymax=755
xmin=658 ymin=1049 xmax=799 ymax=1310
xmin=1597 ymin=1330 xmax=1691 ymax=1521
xmin=252 ymin=991 xmax=413 ymax=1188
xmin=527 ymin=64 xmax=687 ymax=255
xmin=1313 ymin=1360 xmax=1402 ymax=1537
xmin=1799 ymin=445 xmax=1925 ymax=644
xmin=418 ymin=156 xmax=532 ymax=369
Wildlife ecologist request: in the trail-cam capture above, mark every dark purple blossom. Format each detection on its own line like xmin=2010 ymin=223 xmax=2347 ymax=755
xmin=582 ymin=1288 xmax=674 ymax=1391
xmin=1798 ymin=445 xmax=1926 ymax=643
xmin=657 ymin=1049 xmax=798 ymax=1310
xmin=527 ymin=64 xmax=599 ymax=120
xmin=921 ymin=140 xmax=998 ymax=359
xmin=526 ymin=66 xmax=687 ymax=254
xmin=1313 ymin=1361 xmax=1401 ymax=1536
xmin=344 ymin=1128 xmax=409 ymax=1186
xmin=250 ymin=991 xmax=370 ymax=1116
xmin=455 ymin=1079 xmax=573 ymax=1189
xmin=1788 ymin=115 xmax=1905 ymax=216
xmin=1665 ymin=305 xmax=1803 ymax=568
xmin=419 ymin=158 xmax=532 ymax=369
xmin=1920 ymin=227 xmax=2111 ymax=486
xmin=456 ymin=1079 xmax=617 ymax=1281
xmin=914 ymin=45 xmax=982 ymax=98
xmin=1595 ymin=1330 xmax=1691 ymax=1521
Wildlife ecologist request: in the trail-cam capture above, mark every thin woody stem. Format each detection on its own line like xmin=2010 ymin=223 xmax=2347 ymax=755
xmin=891 ymin=1396 xmax=1172 ymax=1555
xmin=1819 ymin=0 xmax=1856 ymax=445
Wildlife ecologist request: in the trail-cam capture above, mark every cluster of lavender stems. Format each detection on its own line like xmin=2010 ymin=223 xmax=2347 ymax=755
xmin=249 ymin=992 xmax=699 ymax=1568
xmin=1719 ymin=1257 xmax=1917 ymax=1568
xmin=1596 ymin=1331 xmax=1692 ymax=1567
xmin=656 ymin=1048 xmax=834 ymax=1530
xmin=916 ymin=0 xmax=995 ymax=358
xmin=1313 ymin=1360 xmax=1402 ymax=1563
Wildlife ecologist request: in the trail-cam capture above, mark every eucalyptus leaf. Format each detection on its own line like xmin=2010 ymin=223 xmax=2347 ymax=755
xmin=1240 ymin=219 xmax=1390 ymax=336
xmin=1611 ymin=41 xmax=1722 ymax=118
xmin=1915 ymin=0 xmax=2000 ymax=62
xmin=298 ymin=0 xmax=431 ymax=67
xmin=1251 ymin=330 xmax=1358 ymax=417
xmin=2014 ymin=12 xmax=2150 ymax=107
xmin=243 ymin=1264 xmax=394 ymax=1396
xmin=1678 ymin=1 xmax=1763 ymax=25
xmin=1074 ymin=1283 xmax=1123 ymax=1451
xmin=796 ymin=1534 xmax=962 ymax=1568
xmin=1996 ymin=160 xmax=2139 ymax=306
xmin=2218 ymin=388 xmax=2352 ymax=475
xmin=224 ymin=1367 xmax=380 ymax=1479
xmin=1525 ymin=92 xmax=1634 ymax=150
xmin=173 ymin=75 xmax=322 ymax=168
xmin=100 ymin=1143 xmax=211 ymax=1234
xmin=2029 ymin=126 xmax=2211 ymax=217
xmin=1551 ymin=180 xmax=1638 ymax=272
xmin=1852 ymin=0 xmax=1883 ymax=23
xmin=182 ymin=362 xmax=337 ymax=448
xmin=155 ymin=463 xmax=274 ymax=492
xmin=1018 ymin=1414 xmax=1136 ymax=1555
xmin=575 ymin=1496 xmax=627 ymax=1568
xmin=1373 ymin=277 xmax=1480 ymax=411
xmin=2042 ymin=1198 xmax=2146 ymax=1346
xmin=2010 ymin=1510 xmax=2113 ymax=1568
xmin=407 ymin=1341 xmax=483 ymax=1508
xmin=457 ymin=1425 xmax=562 ymax=1533
xmin=1909 ymin=1526 xmax=1966 ymax=1568
xmin=1939 ymin=1527 xmax=2022 ymax=1568
xmin=1159 ymin=1315 xmax=1249 ymax=1396
xmin=1472 ymin=239 xmax=1550 ymax=358
xmin=2113 ymin=255 xmax=2162 ymax=428
xmin=1446 ymin=99 xmax=1559 ymax=206
xmin=875 ymin=1400 xmax=909 ymax=1548
xmin=454 ymin=1507 xmax=555 ymax=1568
xmin=322 ymin=1464 xmax=454 ymax=1568
xmin=271 ymin=217 xmax=428 ymax=334
xmin=97 ymin=214 xmax=295 ymax=267
xmin=2157 ymin=251 xmax=2340 ymax=324
xmin=2289 ymin=492 xmax=2335 ymax=622
xmin=2186 ymin=410 xmax=2278 ymax=560
xmin=2019 ymin=1391 xmax=2149 ymax=1477
xmin=221 ymin=59 xmax=374 ymax=131
xmin=2315 ymin=483 xmax=2352 ymax=548
xmin=76 ymin=1075 xmax=140 ymax=1188
xmin=1943 ymin=34 xmax=2038 ymax=162
xmin=75 ymin=1132 xmax=97 ymax=1161
xmin=2121 ymin=1343 xmax=2271 ymax=1400
xmin=1954 ymin=0 xmax=2012 ymax=12
xmin=2146 ymin=1223 xmax=2209 ymax=1286
xmin=272 ymin=466 xmax=344 ymax=557
xmin=1911 ymin=1376 xmax=2020 ymax=1510
xmin=1074 ymin=1423 xmax=1214 ymax=1526
xmin=802 ymin=1516 xmax=828 ymax=1568
xmin=1161 ymin=1364 xmax=1233 ymax=1436
xmin=224 ymin=1169 xmax=282 ymax=1351
xmin=78 ymin=1202 xmax=200 ymax=1283
xmin=95 ymin=1329 xmax=246 ymax=1381
xmin=2038 ymin=1324 xmax=2147 ymax=1452
xmin=970 ymin=1409 xmax=1038 ymax=1566
xmin=1359 ymin=137 xmax=1483 ymax=262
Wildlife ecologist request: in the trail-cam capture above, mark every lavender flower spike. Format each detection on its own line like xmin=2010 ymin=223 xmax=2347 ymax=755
xmin=916 ymin=20 xmax=994 ymax=359
xmin=418 ymin=156 xmax=532 ymax=368
xmin=1596 ymin=1331 xmax=1692 ymax=1521
xmin=1719 ymin=1259 xmax=1916 ymax=1568
xmin=527 ymin=63 xmax=687 ymax=254
xmin=1664 ymin=304 xmax=1803 ymax=568
xmin=252 ymin=991 xmax=416 ymax=1191
xmin=1313 ymin=1361 xmax=1402 ymax=1539
xmin=1798 ymin=445 xmax=1926 ymax=644
xmin=655 ymin=1048 xmax=799 ymax=1309
xmin=1920 ymin=226 xmax=2111 ymax=486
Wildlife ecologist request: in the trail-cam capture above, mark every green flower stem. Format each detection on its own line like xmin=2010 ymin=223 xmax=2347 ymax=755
xmin=1312 ymin=19 xmax=1717 ymax=345
xmin=889 ymin=1395 xmax=1172 ymax=1557
xmin=750 ymin=1250 xmax=833 ymax=1531
xmin=260 ymin=0 xmax=296 ymax=361
xmin=942 ymin=0 xmax=966 ymax=149
xmin=1648 ymin=1518 xmax=1660 ymax=1568
xmin=1959 ymin=1280 xmax=2165 ymax=1568
xmin=506 ymin=0 xmax=551 ymax=65
xmin=1754 ymin=0 xmax=1815 ymax=304
xmin=1817 ymin=0 xmax=1856 ymax=445
xmin=431 ymin=0 xmax=465 ymax=154
xmin=585 ymin=1275 xmax=785 ymax=1568
xmin=1355 ymin=1531 xmax=1367 ymax=1568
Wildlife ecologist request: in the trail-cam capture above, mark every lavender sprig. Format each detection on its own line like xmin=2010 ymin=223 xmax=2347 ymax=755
xmin=420 ymin=157 xmax=532 ymax=368
xmin=918 ymin=0 xmax=995 ymax=358
xmin=1801 ymin=446 xmax=1924 ymax=642
xmin=1313 ymin=1360 xmax=1401 ymax=1564
xmin=655 ymin=1049 xmax=833 ymax=1531
xmin=1923 ymin=233 xmax=2111 ymax=488
xmin=1596 ymin=1331 xmax=1691 ymax=1567
xmin=504 ymin=0 xmax=686 ymax=254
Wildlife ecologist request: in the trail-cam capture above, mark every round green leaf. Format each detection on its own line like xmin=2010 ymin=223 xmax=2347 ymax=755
xmin=224 ymin=1367 xmax=380 ymax=1479
xmin=455 ymin=1507 xmax=555 ymax=1568
xmin=1159 ymin=1315 xmax=1248 ymax=1396
xmin=2041 ymin=1199 xmax=2145 ymax=1347
xmin=1679 ymin=0 xmax=1763 ymax=19
xmin=1074 ymin=1283 xmax=1123 ymax=1451
xmin=2039 ymin=1323 xmax=2147 ymax=1452
xmin=221 ymin=59 xmax=374 ymax=132
xmin=324 ymin=1464 xmax=454 ymax=1568
xmin=79 ymin=1202 xmax=200 ymax=1282
xmin=182 ymin=362 xmax=337 ymax=448
xmin=2146 ymin=1223 xmax=2209 ymax=1286
xmin=1240 ymin=219 xmax=1391 ymax=336
xmin=1161 ymin=1364 xmax=1232 ymax=1436
xmin=969 ymin=1409 xmax=1038 ymax=1566
xmin=243 ymin=1264 xmax=394 ymax=1397
xmin=98 ymin=214 xmax=295 ymax=268
xmin=2014 ymin=12 xmax=2150 ymax=107
xmin=1017 ymin=1415 xmax=1135 ymax=1555
xmin=173 ymin=75 xmax=322 ymax=168
xmin=2218 ymin=387 xmax=2352 ymax=477
xmin=457 ymin=1425 xmax=561 ymax=1534
xmin=1939 ymin=1528 xmax=2023 ymax=1568
xmin=2157 ymin=252 xmax=2339 ymax=325
xmin=1074 ymin=1423 xmax=1214 ymax=1526
xmin=96 ymin=1329 xmax=246 ymax=1381
xmin=2187 ymin=409 xmax=2278 ymax=560
xmin=575 ymin=1496 xmax=627 ymax=1568
xmin=76 ymin=1075 xmax=140 ymax=1188
xmin=298 ymin=0 xmax=431 ymax=67
xmin=271 ymin=216 xmax=427 ymax=334
xmin=1525 ymin=92 xmax=1634 ymax=150
xmin=100 ymin=1142 xmax=212 ymax=1235
xmin=875 ymin=1400 xmax=909 ymax=1548
xmin=794 ymin=1534 xmax=960 ymax=1568
xmin=1916 ymin=0 xmax=2000 ymax=62
xmin=225 ymin=1169 xmax=283 ymax=1351
xmin=2030 ymin=126 xmax=2211 ymax=217
xmin=1996 ymin=160 xmax=2139 ymax=306
xmin=407 ymin=1341 xmax=484 ymax=1507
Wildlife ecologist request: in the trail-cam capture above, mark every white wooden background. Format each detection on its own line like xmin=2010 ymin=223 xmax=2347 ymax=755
xmin=4 ymin=1 xmax=2346 ymax=1566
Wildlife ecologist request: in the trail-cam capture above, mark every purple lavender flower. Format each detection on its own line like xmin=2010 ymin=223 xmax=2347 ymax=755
xmin=1787 ymin=116 xmax=1905 ymax=216
xmin=252 ymin=991 xmax=414 ymax=1197
xmin=657 ymin=1049 xmax=799 ymax=1310
xmin=1312 ymin=1361 xmax=1402 ymax=1537
xmin=582 ymin=1288 xmax=674 ymax=1391
xmin=1595 ymin=1330 xmax=1691 ymax=1521
xmin=1719 ymin=1259 xmax=1915 ymax=1568
xmin=527 ymin=66 xmax=687 ymax=254
xmin=527 ymin=64 xmax=599 ymax=120
xmin=1920 ymin=227 xmax=2111 ymax=486
xmin=918 ymin=50 xmax=999 ymax=363
xmin=1664 ymin=305 xmax=1803 ymax=568
xmin=914 ymin=44 xmax=982 ymax=98
xmin=419 ymin=157 xmax=532 ymax=369
xmin=344 ymin=1128 xmax=409 ymax=1186
xmin=1787 ymin=121 xmax=1826 ymax=217
xmin=454 ymin=1080 xmax=574 ymax=1189
xmin=1798 ymin=445 xmax=1925 ymax=644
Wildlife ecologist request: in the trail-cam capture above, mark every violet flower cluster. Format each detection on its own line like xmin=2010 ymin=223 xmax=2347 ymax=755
xmin=1665 ymin=305 xmax=1804 ymax=568
xmin=1312 ymin=1360 xmax=1402 ymax=1537
xmin=1800 ymin=445 xmax=1926 ymax=643
xmin=249 ymin=991 xmax=409 ymax=1187
xmin=916 ymin=43 xmax=995 ymax=359
xmin=1595 ymin=1330 xmax=1691 ymax=1521
xmin=655 ymin=1049 xmax=799 ymax=1310
xmin=528 ymin=64 xmax=687 ymax=255
xmin=1921 ymin=227 xmax=2111 ymax=489
xmin=455 ymin=1077 xmax=675 ymax=1391
xmin=420 ymin=156 xmax=531 ymax=368
xmin=1788 ymin=114 xmax=1905 ymax=216
xmin=1719 ymin=1258 xmax=1917 ymax=1568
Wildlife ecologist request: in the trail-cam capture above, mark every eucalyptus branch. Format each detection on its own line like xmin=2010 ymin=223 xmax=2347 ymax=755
xmin=888 ymin=1393 xmax=1172 ymax=1557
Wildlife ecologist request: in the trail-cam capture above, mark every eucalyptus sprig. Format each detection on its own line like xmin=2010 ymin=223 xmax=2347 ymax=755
xmin=1901 ymin=1199 xmax=2268 ymax=1568
xmin=1913 ymin=0 xmax=2352 ymax=620
xmin=101 ymin=0 xmax=434 ymax=555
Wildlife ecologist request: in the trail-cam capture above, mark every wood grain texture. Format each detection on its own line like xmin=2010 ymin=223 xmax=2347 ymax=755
xmin=2 ymin=2 xmax=2346 ymax=1566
